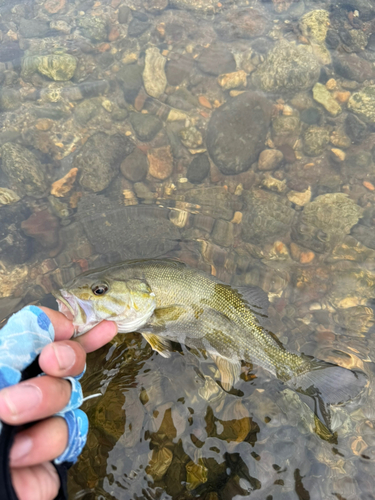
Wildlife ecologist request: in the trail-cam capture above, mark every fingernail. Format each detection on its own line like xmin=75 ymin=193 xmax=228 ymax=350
xmin=10 ymin=435 xmax=33 ymax=463
xmin=53 ymin=344 xmax=76 ymax=370
xmin=1 ymin=384 xmax=42 ymax=417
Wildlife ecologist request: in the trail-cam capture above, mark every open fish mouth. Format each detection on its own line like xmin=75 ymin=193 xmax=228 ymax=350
xmin=53 ymin=290 xmax=76 ymax=322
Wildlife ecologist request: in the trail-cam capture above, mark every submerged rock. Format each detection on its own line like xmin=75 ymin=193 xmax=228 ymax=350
xmin=187 ymin=154 xmax=210 ymax=184
xmin=292 ymin=193 xmax=363 ymax=252
xmin=299 ymin=9 xmax=330 ymax=43
xmin=348 ymin=86 xmax=375 ymax=124
xmin=120 ymin=148 xmax=148 ymax=182
xmin=303 ymin=125 xmax=330 ymax=156
xmin=78 ymin=16 xmax=107 ymax=42
xmin=242 ymin=189 xmax=294 ymax=243
xmin=77 ymin=196 xmax=180 ymax=259
xmin=312 ymin=83 xmax=341 ymax=116
xmin=169 ymin=0 xmax=217 ymax=13
xmin=0 ymin=203 xmax=32 ymax=264
xmin=75 ymin=133 xmax=134 ymax=192
xmin=0 ymin=143 xmax=47 ymax=198
xmin=22 ymin=53 xmax=77 ymax=81
xmin=206 ymin=92 xmax=271 ymax=175
xmin=215 ymin=7 xmax=268 ymax=41
xmin=143 ymin=47 xmax=167 ymax=99
xmin=197 ymin=44 xmax=236 ymax=76
xmin=117 ymin=64 xmax=143 ymax=103
xmin=0 ymin=188 xmax=20 ymax=205
xmin=129 ymin=112 xmax=163 ymax=142
xmin=252 ymin=40 xmax=320 ymax=93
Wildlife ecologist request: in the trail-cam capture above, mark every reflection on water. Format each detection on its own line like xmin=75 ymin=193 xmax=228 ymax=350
xmin=0 ymin=0 xmax=375 ymax=497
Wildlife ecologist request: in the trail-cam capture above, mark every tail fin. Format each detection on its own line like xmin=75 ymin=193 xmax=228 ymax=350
xmin=286 ymin=358 xmax=367 ymax=430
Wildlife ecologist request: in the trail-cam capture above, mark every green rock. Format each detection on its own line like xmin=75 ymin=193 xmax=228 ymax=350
xmin=242 ymin=188 xmax=294 ymax=243
xmin=0 ymin=143 xmax=47 ymax=198
xmin=299 ymin=9 xmax=330 ymax=43
xmin=78 ymin=16 xmax=107 ymax=42
xmin=74 ymin=99 xmax=99 ymax=125
xmin=179 ymin=127 xmax=202 ymax=149
xmin=303 ymin=125 xmax=330 ymax=156
xmin=22 ymin=54 xmax=77 ymax=81
xmin=252 ymin=40 xmax=321 ymax=93
xmin=129 ymin=112 xmax=163 ymax=142
xmin=312 ymin=83 xmax=341 ymax=116
xmin=348 ymin=86 xmax=375 ymax=124
xmin=0 ymin=89 xmax=20 ymax=110
xmin=272 ymin=114 xmax=300 ymax=137
xmin=112 ymin=108 xmax=129 ymax=121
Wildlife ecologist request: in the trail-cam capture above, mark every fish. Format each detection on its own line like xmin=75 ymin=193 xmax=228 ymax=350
xmin=53 ymin=258 xmax=367 ymax=429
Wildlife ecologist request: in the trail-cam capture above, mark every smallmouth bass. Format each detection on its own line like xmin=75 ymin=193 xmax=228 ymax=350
xmin=54 ymin=259 xmax=367 ymax=429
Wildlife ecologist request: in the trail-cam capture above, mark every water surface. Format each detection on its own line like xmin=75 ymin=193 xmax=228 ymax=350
xmin=0 ymin=0 xmax=375 ymax=498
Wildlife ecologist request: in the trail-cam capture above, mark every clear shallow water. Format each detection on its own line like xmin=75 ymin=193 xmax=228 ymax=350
xmin=1 ymin=0 xmax=375 ymax=498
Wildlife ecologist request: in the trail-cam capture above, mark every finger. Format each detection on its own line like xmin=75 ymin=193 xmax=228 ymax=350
xmin=38 ymin=306 xmax=74 ymax=341
xmin=0 ymin=376 xmax=71 ymax=425
xmin=10 ymin=417 xmax=68 ymax=468
xmin=11 ymin=462 xmax=59 ymax=500
xmin=75 ymin=320 xmax=118 ymax=353
xmin=39 ymin=340 xmax=86 ymax=377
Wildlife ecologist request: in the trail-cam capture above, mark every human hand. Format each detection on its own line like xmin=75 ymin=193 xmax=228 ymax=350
xmin=0 ymin=306 xmax=118 ymax=500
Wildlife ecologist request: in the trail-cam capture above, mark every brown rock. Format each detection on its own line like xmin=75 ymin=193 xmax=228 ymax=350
xmin=35 ymin=118 xmax=53 ymax=131
xmin=44 ymin=0 xmax=65 ymax=13
xmin=258 ymin=149 xmax=283 ymax=171
xmin=199 ymin=95 xmax=212 ymax=109
xmin=108 ymin=27 xmax=120 ymax=41
xmin=50 ymin=168 xmax=78 ymax=197
xmin=148 ymin=146 xmax=173 ymax=179
xmin=300 ymin=251 xmax=315 ymax=264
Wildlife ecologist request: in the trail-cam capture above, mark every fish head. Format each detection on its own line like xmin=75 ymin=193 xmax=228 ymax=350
xmin=53 ymin=272 xmax=156 ymax=336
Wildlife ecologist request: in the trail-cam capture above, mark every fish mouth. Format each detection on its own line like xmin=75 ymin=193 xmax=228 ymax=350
xmin=53 ymin=289 xmax=76 ymax=322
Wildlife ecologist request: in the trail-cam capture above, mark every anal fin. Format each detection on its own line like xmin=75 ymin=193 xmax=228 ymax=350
xmin=210 ymin=354 xmax=241 ymax=391
xmin=141 ymin=333 xmax=172 ymax=358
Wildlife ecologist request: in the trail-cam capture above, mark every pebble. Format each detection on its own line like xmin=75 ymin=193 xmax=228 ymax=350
xmin=329 ymin=130 xmax=351 ymax=149
xmin=325 ymin=78 xmax=338 ymax=90
xmin=312 ymin=83 xmax=341 ymax=116
xmin=101 ymin=99 xmax=113 ymax=112
xmin=290 ymin=242 xmax=301 ymax=260
xmin=143 ymin=47 xmax=167 ymax=99
xmin=198 ymin=95 xmax=212 ymax=108
xmin=258 ymin=149 xmax=283 ymax=171
xmin=44 ymin=0 xmax=65 ymax=13
xmin=331 ymin=148 xmax=346 ymax=162
xmin=363 ymin=181 xmax=375 ymax=191
xmin=287 ymin=186 xmax=311 ymax=206
xmin=333 ymin=91 xmax=350 ymax=104
xmin=218 ymin=70 xmax=247 ymax=90
xmin=35 ymin=119 xmax=53 ymax=131
xmin=180 ymin=127 xmax=203 ymax=149
xmin=147 ymin=145 xmax=174 ymax=180
xmin=300 ymin=251 xmax=315 ymax=264
xmin=50 ymin=168 xmax=78 ymax=198
xmin=108 ymin=27 xmax=120 ymax=41
xmin=262 ymin=173 xmax=286 ymax=192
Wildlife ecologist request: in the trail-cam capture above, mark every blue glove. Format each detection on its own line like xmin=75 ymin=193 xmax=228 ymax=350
xmin=0 ymin=305 xmax=88 ymax=464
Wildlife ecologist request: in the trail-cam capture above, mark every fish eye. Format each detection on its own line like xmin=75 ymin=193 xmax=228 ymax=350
xmin=92 ymin=283 xmax=109 ymax=296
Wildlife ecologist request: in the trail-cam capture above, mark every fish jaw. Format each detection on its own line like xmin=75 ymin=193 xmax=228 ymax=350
xmin=54 ymin=289 xmax=99 ymax=336
xmin=53 ymin=288 xmax=157 ymax=337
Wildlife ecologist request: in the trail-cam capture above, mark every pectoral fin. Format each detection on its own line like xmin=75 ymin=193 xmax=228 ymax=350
xmin=141 ymin=333 xmax=172 ymax=358
xmin=210 ymin=354 xmax=241 ymax=391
